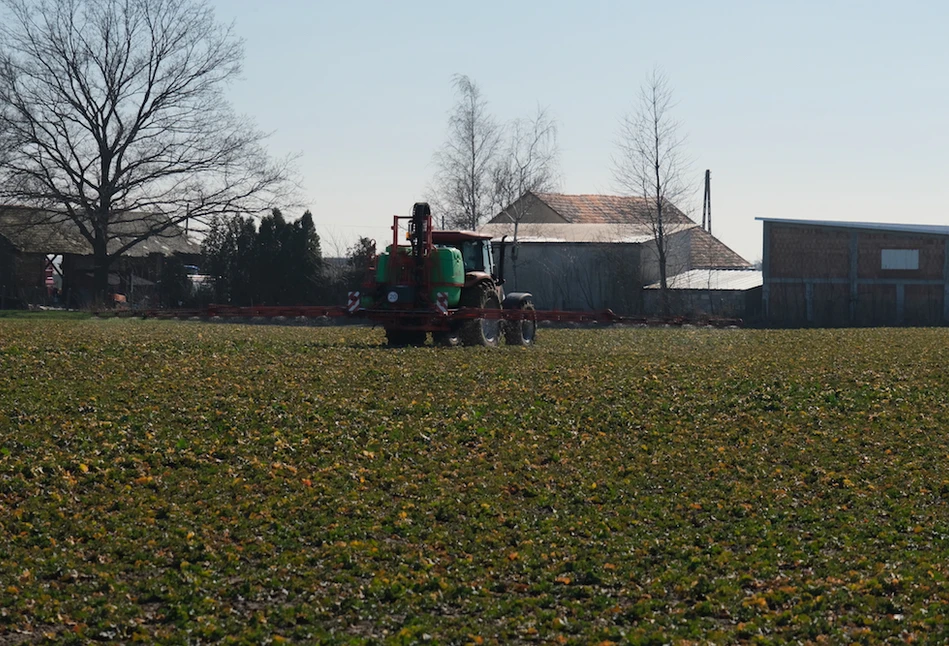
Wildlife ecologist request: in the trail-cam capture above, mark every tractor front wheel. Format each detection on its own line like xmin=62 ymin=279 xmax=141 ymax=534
xmin=459 ymin=282 xmax=501 ymax=347
xmin=504 ymin=299 xmax=537 ymax=346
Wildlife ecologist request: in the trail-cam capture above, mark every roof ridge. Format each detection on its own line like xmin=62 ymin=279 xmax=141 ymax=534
xmin=535 ymin=192 xmax=649 ymax=199
xmin=530 ymin=192 xmax=664 ymax=225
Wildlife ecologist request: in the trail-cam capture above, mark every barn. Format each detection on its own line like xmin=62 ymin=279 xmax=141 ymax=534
xmin=759 ymin=217 xmax=949 ymax=326
xmin=480 ymin=192 xmax=751 ymax=315
xmin=0 ymin=206 xmax=201 ymax=308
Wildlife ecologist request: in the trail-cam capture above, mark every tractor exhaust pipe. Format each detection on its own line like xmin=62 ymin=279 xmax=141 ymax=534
xmin=411 ymin=202 xmax=431 ymax=266
xmin=410 ymin=202 xmax=432 ymax=306
xmin=496 ymin=235 xmax=507 ymax=286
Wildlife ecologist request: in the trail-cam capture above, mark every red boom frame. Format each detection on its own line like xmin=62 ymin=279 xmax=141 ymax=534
xmin=101 ymin=303 xmax=741 ymax=328
xmin=99 ymin=206 xmax=742 ymax=328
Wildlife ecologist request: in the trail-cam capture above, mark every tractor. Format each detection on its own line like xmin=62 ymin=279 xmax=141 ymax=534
xmin=108 ymin=202 xmax=742 ymax=330
xmin=356 ymin=202 xmax=536 ymax=347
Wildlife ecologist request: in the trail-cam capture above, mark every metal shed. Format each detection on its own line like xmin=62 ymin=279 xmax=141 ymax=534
xmin=643 ymin=269 xmax=763 ymax=319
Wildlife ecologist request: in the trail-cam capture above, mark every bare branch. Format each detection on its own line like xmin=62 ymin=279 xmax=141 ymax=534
xmin=429 ymin=74 xmax=502 ymax=230
xmin=613 ymin=67 xmax=692 ymax=315
xmin=493 ymin=105 xmax=560 ymax=223
xmin=0 ymin=0 xmax=294 ymax=301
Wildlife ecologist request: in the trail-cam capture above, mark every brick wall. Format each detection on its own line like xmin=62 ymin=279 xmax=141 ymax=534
xmin=856 ymin=233 xmax=943 ymax=280
xmin=769 ymin=225 xmax=850 ymax=279
xmin=764 ymin=222 xmax=949 ymax=326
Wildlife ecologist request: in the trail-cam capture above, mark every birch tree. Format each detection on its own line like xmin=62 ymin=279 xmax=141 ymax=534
xmin=430 ymin=74 xmax=501 ymax=230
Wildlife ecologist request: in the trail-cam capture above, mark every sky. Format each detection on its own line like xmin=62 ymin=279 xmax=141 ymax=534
xmin=209 ymin=0 xmax=949 ymax=262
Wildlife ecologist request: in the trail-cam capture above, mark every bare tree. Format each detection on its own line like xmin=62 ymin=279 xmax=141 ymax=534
xmin=0 ymin=0 xmax=293 ymax=302
xmin=613 ymin=68 xmax=691 ymax=315
xmin=430 ymin=74 xmax=501 ymax=230
xmin=492 ymin=106 xmax=559 ymax=288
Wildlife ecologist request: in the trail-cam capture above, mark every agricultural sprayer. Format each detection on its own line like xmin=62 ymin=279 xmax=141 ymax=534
xmin=108 ymin=202 xmax=742 ymax=342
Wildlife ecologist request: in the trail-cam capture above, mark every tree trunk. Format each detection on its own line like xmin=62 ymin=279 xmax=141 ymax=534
xmin=658 ymin=246 xmax=670 ymax=317
xmin=92 ymin=239 xmax=111 ymax=307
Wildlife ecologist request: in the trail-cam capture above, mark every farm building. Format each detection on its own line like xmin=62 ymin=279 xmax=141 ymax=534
xmin=759 ymin=217 xmax=949 ymax=326
xmin=0 ymin=206 xmax=200 ymax=308
xmin=480 ymin=192 xmax=751 ymax=315
xmin=643 ymin=268 xmax=762 ymax=319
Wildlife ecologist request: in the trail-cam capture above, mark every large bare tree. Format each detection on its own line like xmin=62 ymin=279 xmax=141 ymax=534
xmin=0 ymin=0 xmax=292 ymax=302
xmin=430 ymin=74 xmax=501 ymax=231
xmin=613 ymin=68 xmax=691 ymax=315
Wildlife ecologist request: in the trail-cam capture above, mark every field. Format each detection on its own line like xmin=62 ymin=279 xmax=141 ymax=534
xmin=2 ymin=320 xmax=949 ymax=644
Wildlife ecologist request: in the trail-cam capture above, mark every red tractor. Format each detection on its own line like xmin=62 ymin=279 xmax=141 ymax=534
xmin=355 ymin=203 xmax=536 ymax=347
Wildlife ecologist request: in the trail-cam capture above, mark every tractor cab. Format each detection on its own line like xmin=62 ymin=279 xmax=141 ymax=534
xmin=431 ymin=230 xmax=498 ymax=281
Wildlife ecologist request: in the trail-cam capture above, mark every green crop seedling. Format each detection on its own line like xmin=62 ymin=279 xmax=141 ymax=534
xmin=1 ymin=320 xmax=948 ymax=643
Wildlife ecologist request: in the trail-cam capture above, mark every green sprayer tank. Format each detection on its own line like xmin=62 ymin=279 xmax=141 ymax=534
xmin=429 ymin=246 xmax=464 ymax=306
xmin=368 ymin=245 xmax=463 ymax=308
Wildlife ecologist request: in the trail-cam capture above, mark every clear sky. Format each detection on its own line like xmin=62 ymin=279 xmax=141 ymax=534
xmin=209 ymin=0 xmax=949 ymax=262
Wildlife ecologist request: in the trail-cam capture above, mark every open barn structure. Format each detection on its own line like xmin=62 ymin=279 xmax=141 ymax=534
xmin=0 ymin=206 xmax=200 ymax=308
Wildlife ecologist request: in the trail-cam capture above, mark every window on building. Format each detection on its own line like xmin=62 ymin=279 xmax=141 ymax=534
xmin=881 ymin=249 xmax=919 ymax=270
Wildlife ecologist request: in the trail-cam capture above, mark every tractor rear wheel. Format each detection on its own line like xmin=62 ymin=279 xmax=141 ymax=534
xmin=504 ymin=299 xmax=537 ymax=346
xmin=385 ymin=328 xmax=427 ymax=347
xmin=459 ymin=282 xmax=501 ymax=347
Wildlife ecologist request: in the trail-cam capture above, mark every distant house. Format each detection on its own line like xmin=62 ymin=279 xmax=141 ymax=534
xmin=760 ymin=217 xmax=949 ymax=326
xmin=0 ymin=206 xmax=200 ymax=307
xmin=480 ymin=192 xmax=751 ymax=315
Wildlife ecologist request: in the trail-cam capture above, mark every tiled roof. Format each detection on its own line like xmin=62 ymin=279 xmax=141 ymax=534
xmin=479 ymin=221 xmax=695 ymax=244
xmin=0 ymin=206 xmax=200 ymax=256
xmin=689 ymin=227 xmax=753 ymax=269
xmin=534 ymin=192 xmax=695 ymax=226
xmin=481 ymin=217 xmax=752 ymax=269
xmin=483 ymin=192 xmax=752 ymax=269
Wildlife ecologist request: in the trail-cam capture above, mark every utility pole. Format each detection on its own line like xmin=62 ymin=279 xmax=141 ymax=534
xmin=701 ymin=170 xmax=712 ymax=234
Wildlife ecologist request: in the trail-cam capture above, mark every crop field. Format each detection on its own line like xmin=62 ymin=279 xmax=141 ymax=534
xmin=2 ymin=320 xmax=949 ymax=644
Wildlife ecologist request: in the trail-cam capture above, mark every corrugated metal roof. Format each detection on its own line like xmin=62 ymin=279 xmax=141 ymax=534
xmin=756 ymin=217 xmax=949 ymax=236
xmin=480 ymin=221 xmax=696 ymax=244
xmin=0 ymin=206 xmax=201 ymax=256
xmin=645 ymin=269 xmax=763 ymax=291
